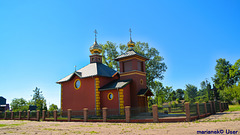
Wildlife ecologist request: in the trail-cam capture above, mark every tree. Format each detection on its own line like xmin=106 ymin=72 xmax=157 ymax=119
xmin=148 ymin=81 xmax=174 ymax=106
xmin=215 ymin=58 xmax=235 ymax=88
xmin=10 ymin=98 xmax=29 ymax=111
xmin=176 ymin=89 xmax=184 ymax=100
xmin=184 ymin=84 xmax=198 ymax=103
xmin=224 ymin=59 xmax=240 ymax=103
xmin=101 ymin=41 xmax=167 ymax=90
xmin=49 ymin=104 xmax=58 ymax=111
xmin=230 ymin=59 xmax=240 ymax=83
xmin=152 ymin=81 xmax=164 ymax=105
xmin=31 ymin=87 xmax=47 ymax=111
xmin=169 ymin=91 xmax=177 ymax=101
xmin=101 ymin=41 xmax=119 ymax=70
xmin=196 ymin=80 xmax=211 ymax=102
xmin=224 ymin=84 xmax=240 ymax=104
xmin=212 ymin=58 xmax=234 ymax=101
xmin=206 ymin=83 xmax=214 ymax=101
xmin=163 ymin=86 xmax=173 ymax=102
xmin=212 ymin=58 xmax=240 ymax=102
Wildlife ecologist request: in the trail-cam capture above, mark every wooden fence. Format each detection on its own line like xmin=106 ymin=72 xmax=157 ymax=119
xmin=0 ymin=101 xmax=229 ymax=123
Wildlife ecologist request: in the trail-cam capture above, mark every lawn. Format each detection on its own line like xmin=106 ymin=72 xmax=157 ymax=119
xmin=227 ymin=104 xmax=240 ymax=112
xmin=0 ymin=123 xmax=26 ymax=127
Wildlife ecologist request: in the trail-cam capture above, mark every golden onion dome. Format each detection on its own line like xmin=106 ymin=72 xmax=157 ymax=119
xmin=90 ymin=41 xmax=102 ymax=54
xmin=127 ymin=39 xmax=135 ymax=49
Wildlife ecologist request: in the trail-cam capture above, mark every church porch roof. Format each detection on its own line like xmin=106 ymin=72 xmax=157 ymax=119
xmin=98 ymin=79 xmax=132 ymax=91
xmin=137 ymin=87 xmax=154 ymax=96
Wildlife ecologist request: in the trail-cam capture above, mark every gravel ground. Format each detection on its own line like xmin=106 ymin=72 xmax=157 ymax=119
xmin=0 ymin=111 xmax=239 ymax=135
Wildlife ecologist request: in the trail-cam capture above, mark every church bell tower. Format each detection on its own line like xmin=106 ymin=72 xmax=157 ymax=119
xmin=115 ymin=29 xmax=151 ymax=108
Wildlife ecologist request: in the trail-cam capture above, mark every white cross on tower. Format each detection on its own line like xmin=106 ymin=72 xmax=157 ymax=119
xmin=74 ymin=65 xmax=77 ymax=71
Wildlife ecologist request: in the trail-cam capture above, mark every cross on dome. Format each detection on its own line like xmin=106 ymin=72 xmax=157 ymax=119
xmin=128 ymin=28 xmax=135 ymax=49
xmin=129 ymin=28 xmax=132 ymax=40
xmin=94 ymin=29 xmax=98 ymax=42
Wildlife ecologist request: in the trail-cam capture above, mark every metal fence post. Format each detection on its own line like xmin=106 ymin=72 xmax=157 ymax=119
xmin=218 ymin=101 xmax=222 ymax=112
xmin=11 ymin=111 xmax=14 ymax=120
xmin=222 ymin=103 xmax=224 ymax=111
xmin=212 ymin=102 xmax=216 ymax=114
xmin=209 ymin=101 xmax=213 ymax=114
xmin=168 ymin=107 xmax=171 ymax=113
xmin=4 ymin=112 xmax=7 ymax=120
xmin=47 ymin=111 xmax=50 ymax=118
xmin=19 ymin=111 xmax=22 ymax=120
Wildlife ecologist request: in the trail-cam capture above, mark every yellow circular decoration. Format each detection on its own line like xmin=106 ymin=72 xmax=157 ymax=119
xmin=107 ymin=92 xmax=114 ymax=100
xmin=140 ymin=79 xmax=143 ymax=85
xmin=74 ymin=79 xmax=81 ymax=90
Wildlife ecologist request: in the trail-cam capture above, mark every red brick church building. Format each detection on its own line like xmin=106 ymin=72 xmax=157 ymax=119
xmin=57 ymin=32 xmax=153 ymax=114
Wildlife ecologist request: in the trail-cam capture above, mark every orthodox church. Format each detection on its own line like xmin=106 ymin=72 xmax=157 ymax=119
xmin=57 ymin=30 xmax=153 ymax=114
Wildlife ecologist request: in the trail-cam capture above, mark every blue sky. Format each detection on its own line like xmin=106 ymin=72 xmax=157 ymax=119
xmin=0 ymin=1 xmax=239 ymax=108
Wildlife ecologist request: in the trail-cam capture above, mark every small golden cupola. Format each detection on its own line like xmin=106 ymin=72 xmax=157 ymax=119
xmin=89 ymin=30 xmax=103 ymax=63
xmin=90 ymin=29 xmax=102 ymax=55
xmin=127 ymin=28 xmax=135 ymax=50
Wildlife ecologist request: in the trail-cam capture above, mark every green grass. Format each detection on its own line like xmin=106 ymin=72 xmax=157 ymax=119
xmin=6 ymin=131 xmax=14 ymax=133
xmin=97 ymin=124 xmax=103 ymax=127
xmin=227 ymin=105 xmax=240 ymax=112
xmin=168 ymin=112 xmax=186 ymax=114
xmin=43 ymin=128 xmax=58 ymax=131
xmin=0 ymin=124 xmax=8 ymax=127
xmin=71 ymin=131 xmax=82 ymax=134
xmin=45 ymin=117 xmax=68 ymax=120
xmin=86 ymin=131 xmax=100 ymax=134
xmin=71 ymin=125 xmax=94 ymax=128
xmin=51 ymin=124 xmax=60 ymax=126
xmin=0 ymin=122 xmax=26 ymax=127
xmin=206 ymin=118 xmax=240 ymax=122
xmin=71 ymin=118 xmax=83 ymax=120
xmin=193 ymin=120 xmax=200 ymax=123
xmin=199 ymin=117 xmax=240 ymax=122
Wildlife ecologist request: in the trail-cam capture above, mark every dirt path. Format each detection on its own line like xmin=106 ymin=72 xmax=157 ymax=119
xmin=0 ymin=111 xmax=239 ymax=135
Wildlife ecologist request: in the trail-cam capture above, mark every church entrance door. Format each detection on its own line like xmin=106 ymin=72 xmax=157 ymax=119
xmin=138 ymin=96 xmax=147 ymax=112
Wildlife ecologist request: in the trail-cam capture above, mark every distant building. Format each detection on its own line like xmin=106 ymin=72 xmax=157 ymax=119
xmin=0 ymin=96 xmax=6 ymax=105
xmin=29 ymin=105 xmax=37 ymax=111
xmin=0 ymin=96 xmax=9 ymax=112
